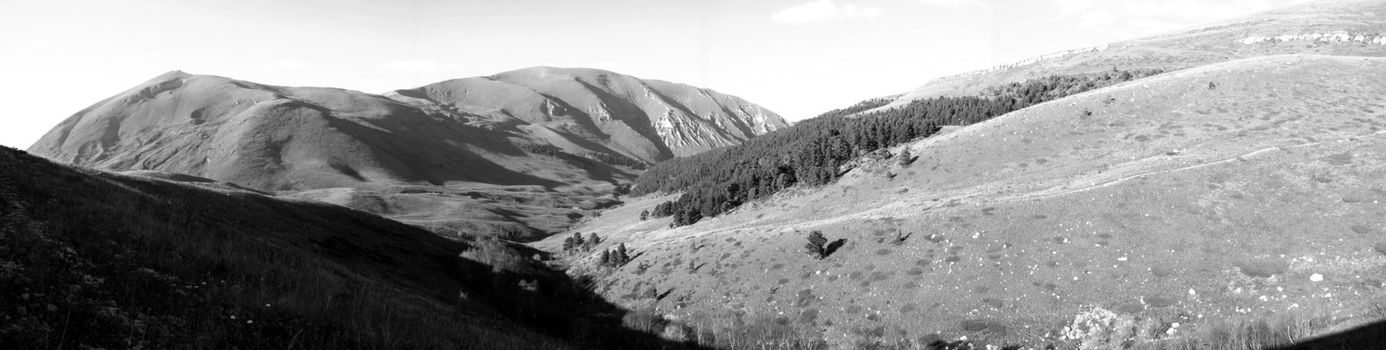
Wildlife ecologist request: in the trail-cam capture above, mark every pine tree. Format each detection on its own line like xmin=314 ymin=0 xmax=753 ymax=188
xmin=571 ymin=232 xmax=585 ymax=247
xmin=640 ymin=209 xmax=649 ymax=221
xmin=600 ymin=250 xmax=611 ymax=266
xmin=898 ymin=148 xmax=915 ymax=166
xmin=805 ymin=230 xmax=828 ymax=259
xmin=616 ymin=243 xmax=629 ymax=264
xmin=562 ymin=236 xmax=575 ymax=252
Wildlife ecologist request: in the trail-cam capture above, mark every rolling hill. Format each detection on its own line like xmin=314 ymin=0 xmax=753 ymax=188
xmin=871 ymin=0 xmax=1386 ymax=112
xmin=545 ymin=54 xmax=1386 ymax=348
xmin=26 ymin=68 xmax=785 ymax=238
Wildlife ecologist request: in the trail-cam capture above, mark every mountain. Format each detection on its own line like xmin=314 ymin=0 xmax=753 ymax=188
xmin=29 ymin=68 xmax=785 ymax=191
xmin=549 ymin=55 xmax=1386 ymax=347
xmin=872 ymin=0 xmax=1386 ymax=112
xmin=389 ymin=67 xmax=786 ymax=161
xmin=26 ymin=68 xmax=785 ymax=239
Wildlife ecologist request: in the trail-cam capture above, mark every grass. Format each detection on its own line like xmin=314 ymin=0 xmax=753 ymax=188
xmin=0 ymin=146 xmax=703 ymax=349
xmin=0 ymin=146 xmax=557 ymax=349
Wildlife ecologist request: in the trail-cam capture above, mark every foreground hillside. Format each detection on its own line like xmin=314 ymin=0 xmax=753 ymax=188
xmin=0 ymin=147 xmax=691 ymax=349
xmin=875 ymin=0 xmax=1386 ymax=111
xmin=26 ymin=68 xmax=785 ymax=238
xmin=545 ymin=55 xmax=1386 ymax=348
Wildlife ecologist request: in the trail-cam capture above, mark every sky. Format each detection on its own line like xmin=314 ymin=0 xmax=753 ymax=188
xmin=0 ymin=0 xmax=1313 ymax=148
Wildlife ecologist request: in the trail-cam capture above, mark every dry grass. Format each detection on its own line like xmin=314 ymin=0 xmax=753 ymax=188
xmin=551 ymin=55 xmax=1386 ymax=347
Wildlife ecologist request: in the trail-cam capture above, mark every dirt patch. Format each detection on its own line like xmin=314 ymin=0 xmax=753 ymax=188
xmin=981 ymin=298 xmax=1005 ymax=308
xmin=1236 ymin=259 xmax=1289 ymax=278
xmin=1144 ymin=296 xmax=1175 ymax=308
xmin=959 ymin=319 xmax=1007 ymax=335
xmin=1151 ymin=264 xmax=1175 ymax=278
xmin=1113 ymin=300 xmax=1144 ymax=313
xmin=1323 ymin=152 xmax=1354 ymax=165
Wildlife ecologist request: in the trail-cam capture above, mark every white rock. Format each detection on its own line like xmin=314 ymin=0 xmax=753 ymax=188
xmin=1310 ymin=273 xmax=1324 ymax=282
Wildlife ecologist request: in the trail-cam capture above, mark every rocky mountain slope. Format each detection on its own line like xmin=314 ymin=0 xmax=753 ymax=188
xmin=545 ymin=55 xmax=1386 ymax=348
xmin=29 ymin=68 xmax=785 ymax=191
xmin=26 ymin=68 xmax=785 ymax=238
xmin=872 ymin=0 xmax=1386 ymax=112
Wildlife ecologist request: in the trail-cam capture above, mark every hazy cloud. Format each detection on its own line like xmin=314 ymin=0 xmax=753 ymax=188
xmin=382 ymin=59 xmax=466 ymax=73
xmin=1049 ymin=0 xmax=1311 ymax=34
xmin=770 ymin=0 xmax=882 ymax=24
xmin=918 ymin=0 xmax=988 ymax=10
xmin=268 ymin=57 xmax=317 ymax=70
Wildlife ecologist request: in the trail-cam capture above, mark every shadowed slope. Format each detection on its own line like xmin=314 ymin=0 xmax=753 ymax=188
xmin=0 ymin=146 xmax=717 ymax=349
xmin=0 ymin=146 xmax=560 ymax=349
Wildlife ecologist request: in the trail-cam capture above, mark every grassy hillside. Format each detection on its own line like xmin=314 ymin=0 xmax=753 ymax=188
xmin=545 ymin=55 xmax=1386 ymax=348
xmin=880 ymin=0 xmax=1386 ymax=111
xmin=0 ymin=146 xmax=693 ymax=349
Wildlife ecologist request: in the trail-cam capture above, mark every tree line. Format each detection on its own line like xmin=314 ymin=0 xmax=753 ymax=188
xmin=634 ymin=69 xmax=1165 ymax=227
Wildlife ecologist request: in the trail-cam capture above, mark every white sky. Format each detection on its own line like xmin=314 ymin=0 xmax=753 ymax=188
xmin=0 ymin=0 xmax=1311 ymax=148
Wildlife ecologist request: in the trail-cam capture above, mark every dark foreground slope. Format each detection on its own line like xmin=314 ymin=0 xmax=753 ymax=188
xmin=0 ymin=147 xmax=692 ymax=349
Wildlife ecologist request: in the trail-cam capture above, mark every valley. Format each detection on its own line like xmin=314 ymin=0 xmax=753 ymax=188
xmin=7 ymin=0 xmax=1386 ymax=349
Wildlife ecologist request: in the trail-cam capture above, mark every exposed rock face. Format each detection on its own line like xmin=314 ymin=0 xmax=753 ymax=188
xmin=28 ymin=68 xmax=786 ymax=192
xmin=390 ymin=67 xmax=786 ymax=160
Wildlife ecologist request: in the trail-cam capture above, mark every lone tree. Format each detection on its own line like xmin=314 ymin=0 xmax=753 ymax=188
xmin=805 ymin=230 xmax=829 ymax=259
xmin=898 ymin=148 xmax=915 ymax=166
xmin=615 ymin=243 xmax=629 ymax=263
xmin=640 ymin=209 xmax=650 ymax=221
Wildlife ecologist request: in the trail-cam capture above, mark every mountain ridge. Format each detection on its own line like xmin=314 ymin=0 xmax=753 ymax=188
xmin=29 ymin=67 xmax=787 ymax=192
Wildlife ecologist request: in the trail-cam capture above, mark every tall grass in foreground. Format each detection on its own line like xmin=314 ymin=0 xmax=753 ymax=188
xmin=0 ymin=147 xmax=563 ymax=349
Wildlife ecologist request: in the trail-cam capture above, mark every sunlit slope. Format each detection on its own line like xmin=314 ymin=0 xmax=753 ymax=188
xmin=549 ymin=55 xmax=1386 ymax=346
xmin=883 ymin=0 xmax=1386 ymax=109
